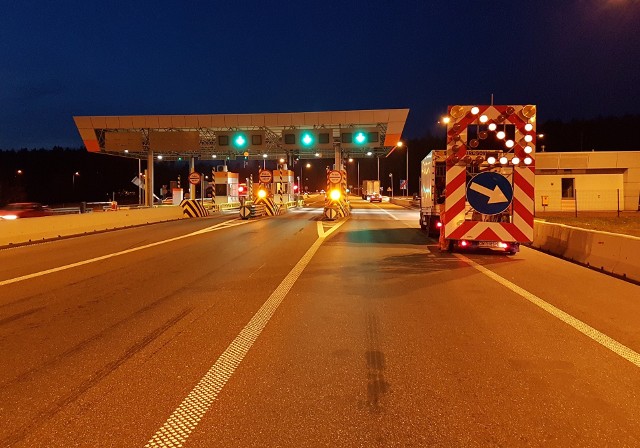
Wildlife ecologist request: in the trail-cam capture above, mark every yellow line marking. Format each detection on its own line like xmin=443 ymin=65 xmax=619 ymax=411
xmin=0 ymin=220 xmax=249 ymax=287
xmin=455 ymin=253 xmax=640 ymax=368
xmin=146 ymin=219 xmax=347 ymax=447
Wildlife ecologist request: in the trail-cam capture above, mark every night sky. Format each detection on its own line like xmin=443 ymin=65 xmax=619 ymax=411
xmin=1 ymin=0 xmax=639 ymax=149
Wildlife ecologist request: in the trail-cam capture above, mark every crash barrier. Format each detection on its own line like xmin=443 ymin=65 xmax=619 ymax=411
xmin=180 ymin=200 xmax=209 ymax=218
xmin=532 ymin=220 xmax=640 ymax=283
xmin=239 ymin=203 xmax=266 ymax=220
xmin=50 ymin=207 xmax=83 ymax=215
xmin=218 ymin=202 xmax=241 ymax=210
xmin=0 ymin=206 xmax=184 ymax=247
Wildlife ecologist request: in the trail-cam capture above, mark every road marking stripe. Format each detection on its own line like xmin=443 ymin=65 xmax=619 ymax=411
xmin=455 ymin=254 xmax=640 ymax=368
xmin=374 ymin=205 xmax=399 ymax=221
xmin=0 ymin=220 xmax=248 ymax=287
xmin=146 ymin=219 xmax=347 ymax=447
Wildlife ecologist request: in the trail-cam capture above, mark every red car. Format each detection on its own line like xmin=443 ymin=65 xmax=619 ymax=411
xmin=369 ymin=193 xmax=382 ymax=203
xmin=0 ymin=202 xmax=52 ymax=220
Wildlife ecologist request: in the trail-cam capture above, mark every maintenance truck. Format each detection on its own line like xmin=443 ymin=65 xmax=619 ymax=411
xmin=420 ymin=104 xmax=537 ymax=255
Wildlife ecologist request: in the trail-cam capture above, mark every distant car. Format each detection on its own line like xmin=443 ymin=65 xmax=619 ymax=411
xmin=369 ymin=193 xmax=382 ymax=203
xmin=0 ymin=202 xmax=52 ymax=220
xmin=412 ymin=193 xmax=420 ymax=201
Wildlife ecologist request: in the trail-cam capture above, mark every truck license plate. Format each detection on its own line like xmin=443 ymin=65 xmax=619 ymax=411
xmin=478 ymin=241 xmax=500 ymax=248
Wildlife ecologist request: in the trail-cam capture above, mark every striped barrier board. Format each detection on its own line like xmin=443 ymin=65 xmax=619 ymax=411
xmin=444 ymin=104 xmax=536 ymax=243
xmin=180 ymin=199 xmax=209 ymax=218
xmin=255 ymin=196 xmax=277 ymax=216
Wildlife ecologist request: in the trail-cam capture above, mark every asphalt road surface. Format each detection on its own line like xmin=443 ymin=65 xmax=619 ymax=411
xmin=1 ymin=197 xmax=639 ymax=447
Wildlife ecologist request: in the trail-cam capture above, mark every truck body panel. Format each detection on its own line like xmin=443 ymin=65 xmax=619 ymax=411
xmin=361 ymin=180 xmax=380 ymax=199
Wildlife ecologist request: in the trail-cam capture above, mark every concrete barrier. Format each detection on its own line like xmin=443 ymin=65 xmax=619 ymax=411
xmin=0 ymin=206 xmax=184 ymax=247
xmin=532 ymin=220 xmax=640 ymax=283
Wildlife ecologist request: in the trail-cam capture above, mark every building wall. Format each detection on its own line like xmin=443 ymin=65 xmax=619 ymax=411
xmin=536 ymin=174 xmax=624 ymax=211
xmin=536 ymin=151 xmax=640 ymax=211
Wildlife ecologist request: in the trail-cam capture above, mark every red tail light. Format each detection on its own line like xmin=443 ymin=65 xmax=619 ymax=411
xmin=460 ymin=240 xmax=468 ymax=247
xmin=436 ymin=221 xmax=443 ymax=228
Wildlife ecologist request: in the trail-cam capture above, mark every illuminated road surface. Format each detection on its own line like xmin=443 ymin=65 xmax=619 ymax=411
xmin=1 ymin=197 xmax=639 ymax=447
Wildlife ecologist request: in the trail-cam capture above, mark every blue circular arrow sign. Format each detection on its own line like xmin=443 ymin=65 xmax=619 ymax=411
xmin=466 ymin=172 xmax=513 ymax=215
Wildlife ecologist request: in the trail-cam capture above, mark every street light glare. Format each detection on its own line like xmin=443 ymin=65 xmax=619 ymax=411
xmin=441 ymin=116 xmax=451 ymax=124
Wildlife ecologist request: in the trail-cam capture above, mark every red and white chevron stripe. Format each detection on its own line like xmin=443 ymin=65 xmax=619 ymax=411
xmin=443 ymin=105 xmax=536 ymax=243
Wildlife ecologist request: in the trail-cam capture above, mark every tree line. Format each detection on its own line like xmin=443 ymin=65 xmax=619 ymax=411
xmin=1 ymin=115 xmax=638 ymax=206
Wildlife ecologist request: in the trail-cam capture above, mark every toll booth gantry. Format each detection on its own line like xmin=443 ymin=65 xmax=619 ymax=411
xmin=72 ymin=109 xmax=409 ymax=208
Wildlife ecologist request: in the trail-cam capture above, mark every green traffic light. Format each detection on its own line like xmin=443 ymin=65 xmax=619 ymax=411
xmin=301 ymin=132 xmax=314 ymax=147
xmin=355 ymin=131 xmax=367 ymax=144
xmin=234 ymin=134 xmax=247 ymax=148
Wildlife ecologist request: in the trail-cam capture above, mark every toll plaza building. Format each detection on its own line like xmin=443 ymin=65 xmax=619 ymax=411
xmin=73 ymin=110 xmax=409 ymax=206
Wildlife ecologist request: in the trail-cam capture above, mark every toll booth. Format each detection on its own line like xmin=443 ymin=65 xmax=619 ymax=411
xmin=171 ymin=188 xmax=183 ymax=205
xmin=212 ymin=168 xmax=239 ymax=203
xmin=271 ymin=166 xmax=295 ymax=205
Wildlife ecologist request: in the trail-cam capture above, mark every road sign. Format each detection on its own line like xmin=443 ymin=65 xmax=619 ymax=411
xmin=400 ymin=179 xmax=407 ymax=190
xmin=324 ymin=207 xmax=337 ymax=220
xmin=466 ymin=172 xmax=513 ymax=215
xmin=239 ymin=205 xmax=251 ymax=219
xmin=328 ymin=170 xmax=343 ymax=184
xmin=188 ymin=172 xmax=201 ymax=185
xmin=259 ymin=170 xmax=272 ymax=183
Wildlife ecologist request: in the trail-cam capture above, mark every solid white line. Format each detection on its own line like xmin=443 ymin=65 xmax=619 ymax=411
xmin=145 ymin=219 xmax=347 ymax=447
xmin=0 ymin=220 xmax=248 ymax=287
xmin=455 ymin=253 xmax=640 ymax=368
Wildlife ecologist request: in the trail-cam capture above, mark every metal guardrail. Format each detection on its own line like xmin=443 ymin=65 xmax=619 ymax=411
xmin=50 ymin=207 xmax=82 ymax=215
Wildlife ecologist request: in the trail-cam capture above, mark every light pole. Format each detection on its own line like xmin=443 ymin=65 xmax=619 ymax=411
xmin=397 ymin=141 xmax=408 ymax=196
xmin=300 ymin=162 xmax=311 ymax=193
xmin=440 ymin=116 xmax=451 ymax=147
xmin=389 ymin=172 xmax=393 ymax=198
xmin=72 ymin=171 xmax=79 ymax=188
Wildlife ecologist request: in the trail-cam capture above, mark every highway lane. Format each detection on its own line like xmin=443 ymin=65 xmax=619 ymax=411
xmin=1 ymin=198 xmax=639 ymax=447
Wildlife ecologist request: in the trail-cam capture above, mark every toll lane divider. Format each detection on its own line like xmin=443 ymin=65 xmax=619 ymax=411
xmin=180 ymin=200 xmax=209 ymax=218
xmin=239 ymin=202 xmax=266 ymax=220
xmin=0 ymin=207 xmax=184 ymax=247
xmin=532 ymin=220 xmax=640 ymax=283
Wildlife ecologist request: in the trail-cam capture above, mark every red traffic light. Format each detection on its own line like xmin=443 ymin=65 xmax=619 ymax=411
xmin=293 ymin=184 xmax=299 ymax=192
xmin=238 ymin=184 xmax=247 ymax=196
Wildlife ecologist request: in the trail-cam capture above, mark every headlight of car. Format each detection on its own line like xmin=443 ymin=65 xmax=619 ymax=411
xmin=0 ymin=215 xmax=19 ymax=220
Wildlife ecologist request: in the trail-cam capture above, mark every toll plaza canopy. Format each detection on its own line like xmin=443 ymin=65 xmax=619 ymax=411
xmin=73 ymin=109 xmax=409 ymax=161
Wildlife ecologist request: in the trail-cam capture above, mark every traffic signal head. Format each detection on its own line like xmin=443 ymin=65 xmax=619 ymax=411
xmin=282 ymin=129 xmax=334 ymax=150
xmin=293 ymin=184 xmax=299 ymax=192
xmin=341 ymin=128 xmax=380 ymax=148
xmin=217 ymin=131 xmax=266 ymax=150
xmin=300 ymin=132 xmax=314 ymax=147
xmin=233 ymin=133 xmax=247 ymax=149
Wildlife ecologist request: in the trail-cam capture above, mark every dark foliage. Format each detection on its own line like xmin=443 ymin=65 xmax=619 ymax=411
xmin=1 ymin=116 xmax=638 ymax=205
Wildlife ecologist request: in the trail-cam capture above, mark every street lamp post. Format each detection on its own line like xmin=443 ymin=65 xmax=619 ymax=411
xmin=389 ymin=172 xmax=393 ymax=198
xmin=397 ymin=141 xmax=409 ymax=196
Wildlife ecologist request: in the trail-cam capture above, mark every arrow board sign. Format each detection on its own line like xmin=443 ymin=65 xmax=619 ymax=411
xmin=466 ymin=172 xmax=513 ymax=215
